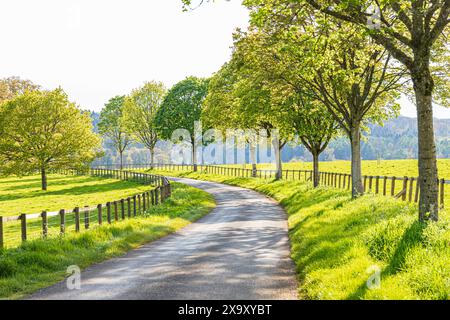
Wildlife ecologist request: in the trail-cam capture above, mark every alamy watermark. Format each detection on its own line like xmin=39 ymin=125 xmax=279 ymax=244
xmin=367 ymin=4 xmax=381 ymax=30
xmin=366 ymin=265 xmax=381 ymax=290
xmin=165 ymin=121 xmax=284 ymax=167
xmin=66 ymin=265 xmax=81 ymax=290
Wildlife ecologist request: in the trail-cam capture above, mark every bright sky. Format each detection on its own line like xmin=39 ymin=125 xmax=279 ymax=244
xmin=0 ymin=0 xmax=449 ymax=118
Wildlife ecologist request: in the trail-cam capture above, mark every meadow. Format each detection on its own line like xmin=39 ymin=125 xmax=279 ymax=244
xmin=0 ymin=174 xmax=151 ymax=217
xmin=146 ymin=169 xmax=450 ymax=300
xmin=222 ymin=159 xmax=450 ymax=210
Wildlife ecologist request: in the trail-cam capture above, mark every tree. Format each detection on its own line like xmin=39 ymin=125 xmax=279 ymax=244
xmin=0 ymin=76 xmax=39 ymax=103
xmin=0 ymin=89 xmax=101 ymax=190
xmin=232 ymin=30 xmax=339 ymax=185
xmin=122 ymin=81 xmax=166 ymax=169
xmin=98 ymin=96 xmax=133 ymax=170
xmin=279 ymin=90 xmax=338 ymax=187
xmin=183 ymin=0 xmax=450 ymax=220
xmin=235 ymin=10 xmax=403 ymax=196
xmin=203 ymin=61 xmax=264 ymax=175
xmin=294 ymin=0 xmax=450 ymax=221
xmin=155 ymin=77 xmax=208 ymax=171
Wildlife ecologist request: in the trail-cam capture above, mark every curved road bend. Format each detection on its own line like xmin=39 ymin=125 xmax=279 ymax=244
xmin=29 ymin=177 xmax=298 ymax=300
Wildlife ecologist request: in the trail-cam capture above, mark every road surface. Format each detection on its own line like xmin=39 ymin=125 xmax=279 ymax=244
xmin=29 ymin=177 xmax=298 ymax=300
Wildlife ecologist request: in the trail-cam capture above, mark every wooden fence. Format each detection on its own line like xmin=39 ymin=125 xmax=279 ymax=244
xmin=0 ymin=169 xmax=172 ymax=249
xmin=92 ymin=163 xmax=448 ymax=209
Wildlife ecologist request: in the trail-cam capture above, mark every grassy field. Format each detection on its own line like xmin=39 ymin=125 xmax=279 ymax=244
xmin=211 ymin=159 xmax=450 ymax=210
xmin=225 ymin=159 xmax=450 ymax=178
xmin=0 ymin=182 xmax=215 ymax=299
xmin=0 ymin=174 xmax=151 ymax=217
xmin=146 ymin=169 xmax=450 ymax=300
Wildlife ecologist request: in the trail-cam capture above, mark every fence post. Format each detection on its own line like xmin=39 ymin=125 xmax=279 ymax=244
xmin=133 ymin=196 xmax=137 ymax=217
xmin=440 ymin=179 xmax=445 ymax=209
xmin=106 ymin=202 xmax=112 ymax=224
xmin=415 ymin=179 xmax=420 ymax=203
xmin=96 ymin=204 xmax=102 ymax=225
xmin=84 ymin=206 xmax=90 ymax=229
xmin=127 ymin=198 xmax=131 ymax=218
xmin=375 ymin=176 xmax=380 ymax=194
xmin=391 ymin=177 xmax=396 ymax=196
xmin=409 ymin=178 xmax=414 ymax=202
xmin=0 ymin=216 xmax=4 ymax=249
xmin=402 ymin=177 xmax=408 ymax=201
xmin=114 ymin=201 xmax=119 ymax=222
xmin=143 ymin=193 xmax=147 ymax=212
xmin=155 ymin=189 xmax=159 ymax=205
xmin=21 ymin=213 xmax=27 ymax=242
xmin=60 ymin=209 xmax=66 ymax=235
xmin=74 ymin=207 xmax=80 ymax=232
xmin=121 ymin=199 xmax=125 ymax=220
xmin=42 ymin=211 xmax=48 ymax=238
xmin=138 ymin=194 xmax=142 ymax=214
xmin=383 ymin=177 xmax=387 ymax=196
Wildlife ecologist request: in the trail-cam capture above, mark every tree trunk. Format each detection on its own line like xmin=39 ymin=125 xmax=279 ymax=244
xmin=250 ymin=141 xmax=257 ymax=177
xmin=272 ymin=136 xmax=283 ymax=180
xmin=41 ymin=167 xmax=47 ymax=191
xmin=192 ymin=141 xmax=198 ymax=172
xmin=413 ymin=68 xmax=439 ymax=221
xmin=350 ymin=124 xmax=364 ymax=198
xmin=149 ymin=148 xmax=155 ymax=170
xmin=119 ymin=151 xmax=123 ymax=170
xmin=312 ymin=151 xmax=320 ymax=188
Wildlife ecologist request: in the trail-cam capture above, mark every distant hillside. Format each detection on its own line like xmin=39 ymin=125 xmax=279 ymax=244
xmin=89 ymin=111 xmax=450 ymax=165
xmin=319 ymin=116 xmax=450 ymax=161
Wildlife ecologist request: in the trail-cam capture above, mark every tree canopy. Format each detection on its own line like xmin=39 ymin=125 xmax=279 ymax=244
xmin=155 ymin=77 xmax=208 ymax=170
xmin=122 ymin=81 xmax=166 ymax=167
xmin=98 ymin=95 xmax=133 ymax=169
xmin=0 ymin=76 xmax=39 ymax=103
xmin=0 ymin=88 xmax=101 ymax=190
xmin=289 ymin=0 xmax=450 ymax=220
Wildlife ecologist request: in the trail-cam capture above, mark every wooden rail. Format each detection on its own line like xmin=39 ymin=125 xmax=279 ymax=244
xmin=91 ymin=163 xmax=448 ymax=211
xmin=0 ymin=169 xmax=172 ymax=249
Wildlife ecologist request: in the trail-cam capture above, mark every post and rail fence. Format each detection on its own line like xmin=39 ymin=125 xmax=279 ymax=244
xmin=91 ymin=163 xmax=448 ymax=210
xmin=0 ymin=169 xmax=171 ymax=250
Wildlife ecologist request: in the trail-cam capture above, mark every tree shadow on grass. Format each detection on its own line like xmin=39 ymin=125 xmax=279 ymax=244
xmin=0 ymin=175 xmax=73 ymax=186
xmin=287 ymin=189 xmax=404 ymax=298
xmin=283 ymin=187 xmax=352 ymax=221
xmin=2 ymin=176 xmax=95 ymax=192
xmin=346 ymin=221 xmax=426 ymax=299
xmin=0 ymin=180 xmax=142 ymax=203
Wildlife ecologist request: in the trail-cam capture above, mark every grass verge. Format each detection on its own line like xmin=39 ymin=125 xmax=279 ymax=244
xmin=147 ymin=169 xmax=450 ymax=300
xmin=0 ymin=182 xmax=215 ymax=299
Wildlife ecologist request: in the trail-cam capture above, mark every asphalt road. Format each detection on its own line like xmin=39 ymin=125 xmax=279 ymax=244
xmin=29 ymin=177 xmax=298 ymax=300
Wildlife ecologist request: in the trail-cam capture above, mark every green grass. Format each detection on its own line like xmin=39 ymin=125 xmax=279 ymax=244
xmin=206 ymin=159 xmax=450 ymax=211
xmin=0 ymin=174 xmax=152 ymax=217
xmin=146 ymin=169 xmax=450 ymax=300
xmin=222 ymin=159 xmax=450 ymax=178
xmin=0 ymin=182 xmax=215 ymax=299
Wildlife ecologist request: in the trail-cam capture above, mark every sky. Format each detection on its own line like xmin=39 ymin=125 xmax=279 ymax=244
xmin=0 ymin=0 xmax=449 ymax=118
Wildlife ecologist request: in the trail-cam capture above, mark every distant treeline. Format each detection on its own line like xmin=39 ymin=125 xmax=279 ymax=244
xmin=90 ymin=112 xmax=450 ymax=165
